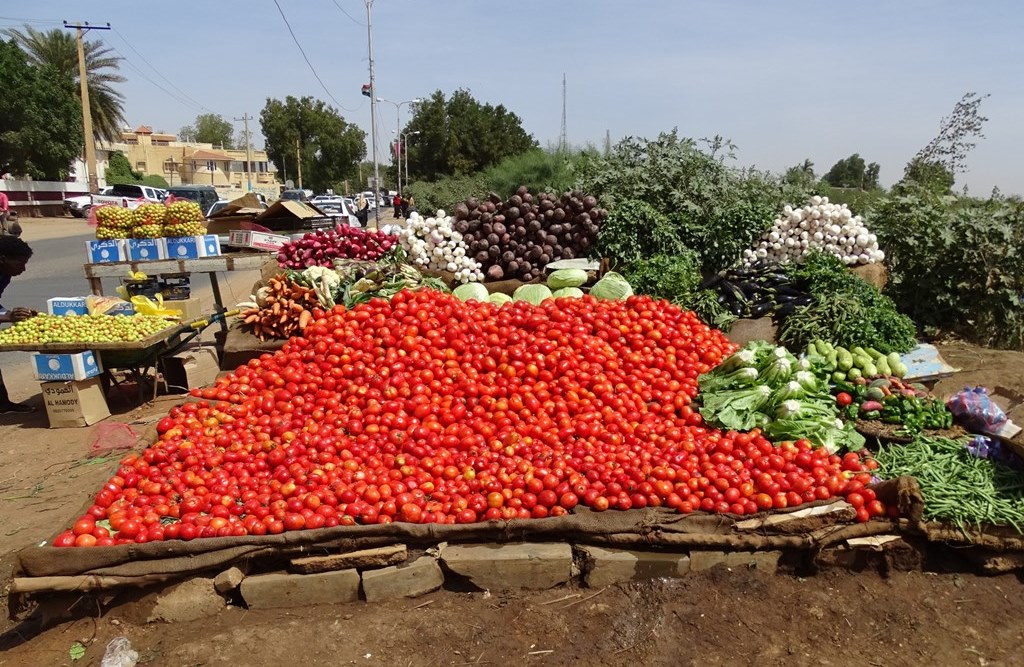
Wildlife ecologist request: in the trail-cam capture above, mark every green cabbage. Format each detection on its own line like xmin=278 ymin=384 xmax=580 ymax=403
xmin=488 ymin=292 xmax=513 ymax=306
xmin=547 ymin=268 xmax=588 ymax=290
xmin=512 ymin=284 xmax=553 ymax=306
xmin=453 ymin=282 xmax=490 ymax=302
xmin=551 ymin=287 xmax=584 ymax=299
xmin=590 ymin=272 xmax=633 ymax=300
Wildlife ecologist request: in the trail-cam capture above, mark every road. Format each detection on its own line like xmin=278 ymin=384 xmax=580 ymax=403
xmin=0 ymin=217 xmax=260 ymax=405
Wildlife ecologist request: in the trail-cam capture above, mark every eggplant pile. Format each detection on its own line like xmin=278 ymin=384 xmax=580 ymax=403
xmin=451 ymin=186 xmax=607 ymax=282
xmin=701 ymin=261 xmax=813 ymax=319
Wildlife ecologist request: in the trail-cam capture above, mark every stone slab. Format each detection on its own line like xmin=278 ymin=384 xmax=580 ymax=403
xmin=579 ymin=546 xmax=690 ymax=587
xmin=148 ymin=578 xmax=224 ymax=623
xmin=213 ymin=567 xmax=244 ymax=594
xmin=440 ymin=543 xmax=573 ymax=591
xmin=362 ymin=556 xmax=444 ymax=602
xmin=290 ymin=545 xmax=408 ymax=574
xmin=240 ymin=569 xmax=360 ymax=609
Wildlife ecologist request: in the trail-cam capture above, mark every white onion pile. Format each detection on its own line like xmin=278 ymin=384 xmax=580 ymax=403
xmin=398 ymin=210 xmax=484 ymax=284
xmin=742 ymin=196 xmax=884 ymax=266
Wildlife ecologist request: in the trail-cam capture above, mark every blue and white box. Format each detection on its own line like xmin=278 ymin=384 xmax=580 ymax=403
xmin=105 ymin=301 xmax=136 ymax=316
xmin=165 ymin=235 xmax=222 ymax=259
xmin=86 ymin=239 xmax=128 ymax=264
xmin=127 ymin=238 xmax=168 ymax=262
xmin=32 ymin=351 xmax=103 ymax=382
xmin=47 ymin=297 xmax=89 ymax=316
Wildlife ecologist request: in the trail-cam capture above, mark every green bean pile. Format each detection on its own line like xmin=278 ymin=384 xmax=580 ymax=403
xmin=874 ymin=436 xmax=1024 ymax=533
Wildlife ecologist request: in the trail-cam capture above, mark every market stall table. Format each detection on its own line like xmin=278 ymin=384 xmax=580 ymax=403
xmin=0 ymin=322 xmax=202 ymax=404
xmin=82 ymin=253 xmax=274 ymax=335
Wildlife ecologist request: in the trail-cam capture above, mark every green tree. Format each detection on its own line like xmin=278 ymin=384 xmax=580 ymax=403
xmin=823 ymin=154 xmax=867 ymax=188
xmin=0 ymin=40 xmax=82 ymax=179
xmin=900 ymin=157 xmax=955 ymax=195
xmin=784 ymin=159 xmax=816 ymax=188
xmin=142 ymin=174 xmax=169 ymax=188
xmin=259 ymin=96 xmax=366 ymax=193
xmin=105 ymin=151 xmax=142 ymax=184
xmin=179 ymin=113 xmax=235 ymax=148
xmin=4 ymin=25 xmax=126 ymax=143
xmin=404 ymin=89 xmax=536 ymax=181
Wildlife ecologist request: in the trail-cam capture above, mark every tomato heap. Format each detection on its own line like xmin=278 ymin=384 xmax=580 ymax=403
xmin=54 ymin=291 xmax=886 ymax=547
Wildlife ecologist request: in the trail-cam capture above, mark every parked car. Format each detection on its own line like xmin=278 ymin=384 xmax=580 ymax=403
xmin=315 ymin=200 xmax=361 ymax=228
xmin=280 ymin=189 xmax=309 ymax=202
xmin=65 ymin=187 xmax=112 ymax=217
xmin=311 ymin=194 xmax=344 ymax=205
xmin=166 ymin=185 xmax=220 ymax=214
xmin=91 ymin=183 xmax=164 ymax=211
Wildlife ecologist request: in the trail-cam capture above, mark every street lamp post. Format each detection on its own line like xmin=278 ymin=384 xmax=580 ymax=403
xmin=376 ymin=97 xmax=421 ymax=196
xmin=401 ymin=130 xmax=420 ymax=191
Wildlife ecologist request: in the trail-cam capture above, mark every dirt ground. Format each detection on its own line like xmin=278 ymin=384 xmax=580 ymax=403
xmin=1 ymin=237 xmax=1024 ymax=667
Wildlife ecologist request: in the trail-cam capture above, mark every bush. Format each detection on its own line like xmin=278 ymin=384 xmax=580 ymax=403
xmin=870 ymin=188 xmax=1024 ymax=350
xmin=575 ymin=130 xmax=811 ymax=273
xmin=593 ymin=199 xmax=685 ymax=267
xmin=141 ymin=174 xmax=169 ymax=188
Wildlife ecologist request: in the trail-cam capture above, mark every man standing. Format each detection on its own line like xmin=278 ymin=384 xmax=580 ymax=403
xmin=393 ymin=193 xmax=402 ymax=219
xmin=0 ymin=236 xmax=36 ymax=414
xmin=0 ymin=190 xmax=9 ymax=234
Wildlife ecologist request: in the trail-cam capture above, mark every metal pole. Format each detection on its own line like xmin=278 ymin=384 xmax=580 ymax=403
xmin=65 ymin=22 xmax=111 ymax=193
xmin=404 ymin=133 xmax=409 ymax=190
xmin=366 ymin=0 xmax=380 ymax=229
xmin=295 ymin=138 xmax=303 ymax=190
xmin=235 ymin=113 xmax=253 ymax=192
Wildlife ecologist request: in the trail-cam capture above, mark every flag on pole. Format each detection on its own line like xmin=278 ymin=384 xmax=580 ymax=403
xmin=361 ymin=84 xmax=372 ymax=97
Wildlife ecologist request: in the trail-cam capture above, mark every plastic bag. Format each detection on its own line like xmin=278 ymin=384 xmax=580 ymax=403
xmin=946 ymin=386 xmax=1008 ymax=434
xmin=89 ymin=422 xmax=139 ymax=458
xmin=129 ymin=294 xmax=181 ymax=318
xmin=86 ymin=295 xmax=132 ymax=315
xmin=965 ymin=435 xmax=1024 ymax=470
xmin=100 ymin=637 xmax=138 ymax=667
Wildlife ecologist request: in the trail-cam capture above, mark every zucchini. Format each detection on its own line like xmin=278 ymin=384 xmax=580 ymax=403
xmin=847 ymin=367 xmax=863 ymax=380
xmin=836 ymin=348 xmax=854 ymax=372
xmin=875 ymin=357 xmax=892 ymax=377
xmin=861 ymin=362 xmax=878 ymax=378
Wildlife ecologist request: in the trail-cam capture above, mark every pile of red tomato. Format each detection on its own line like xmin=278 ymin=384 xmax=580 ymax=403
xmin=53 ymin=291 xmax=888 ymax=548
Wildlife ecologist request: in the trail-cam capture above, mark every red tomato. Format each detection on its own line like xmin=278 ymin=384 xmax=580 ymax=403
xmin=835 ymin=392 xmax=853 ymax=407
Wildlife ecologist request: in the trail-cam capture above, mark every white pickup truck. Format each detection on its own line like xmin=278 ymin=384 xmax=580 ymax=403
xmin=90 ymin=183 xmax=165 ymax=210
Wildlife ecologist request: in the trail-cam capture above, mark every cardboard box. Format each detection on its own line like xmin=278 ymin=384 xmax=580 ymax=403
xmin=162 ymin=346 xmax=220 ymax=393
xmin=41 ymin=378 xmax=110 ymax=428
xmin=165 ymin=235 xmax=221 ymax=259
xmin=127 ymin=238 xmax=168 ymax=261
xmin=33 ymin=351 xmax=103 ymax=381
xmin=228 ymin=230 xmax=291 ymax=252
xmin=164 ymin=296 xmax=203 ymax=321
xmin=86 ymin=239 xmax=127 ymax=264
xmin=105 ymin=301 xmax=136 ymax=316
xmin=47 ymin=297 xmax=89 ymax=316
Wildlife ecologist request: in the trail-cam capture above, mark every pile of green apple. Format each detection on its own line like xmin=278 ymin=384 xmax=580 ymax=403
xmin=163 ymin=201 xmax=206 ymax=237
xmin=95 ymin=205 xmax=134 ymax=240
xmin=0 ymin=314 xmax=173 ymax=345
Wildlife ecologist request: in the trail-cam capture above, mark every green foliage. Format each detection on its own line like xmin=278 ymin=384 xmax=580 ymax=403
xmin=141 ymin=174 xmax=169 ymax=188
xmin=683 ymin=289 xmax=737 ymax=332
xmin=906 ymin=92 xmax=989 ymax=184
xmin=871 ymin=188 xmax=1024 ymax=350
xmin=898 ymin=157 xmax=955 ymax=195
xmin=405 ymin=89 xmax=536 ymax=181
xmin=784 ymin=159 xmax=816 ymax=189
xmin=105 ymin=151 xmax=141 ymax=185
xmin=406 ymin=174 xmax=488 ymax=217
xmin=813 ymin=183 xmax=887 ymax=216
xmin=778 ymin=252 xmax=917 ymax=354
xmin=0 ymin=40 xmax=82 ymax=180
xmin=822 ymin=153 xmax=880 ymax=189
xmin=4 ymin=25 xmax=125 ymax=143
xmin=574 ymin=130 xmax=810 ymax=272
xmin=622 ymin=251 xmax=702 ymax=304
xmin=179 ymin=113 xmax=234 ymax=148
xmin=260 ymin=96 xmax=366 ymax=194
xmin=594 ymin=199 xmax=686 ymax=267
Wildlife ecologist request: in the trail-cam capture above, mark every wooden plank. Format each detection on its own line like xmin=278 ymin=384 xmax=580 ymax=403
xmin=0 ymin=323 xmax=185 ymax=353
xmin=83 ymin=252 xmax=273 ymax=278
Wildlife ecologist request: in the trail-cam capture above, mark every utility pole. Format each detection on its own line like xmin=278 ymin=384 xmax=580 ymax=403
xmin=605 ymin=129 xmax=611 ymax=156
xmin=295 ymin=138 xmax=303 ymax=190
xmin=235 ymin=113 xmax=254 ymax=192
xmin=559 ymin=73 xmax=568 ymax=154
xmin=365 ymin=0 xmax=380 ymax=229
xmin=64 ymin=21 xmax=110 ymax=193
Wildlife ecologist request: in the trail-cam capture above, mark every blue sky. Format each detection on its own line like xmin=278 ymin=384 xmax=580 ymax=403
xmin=5 ymin=1 xmax=1023 ymax=193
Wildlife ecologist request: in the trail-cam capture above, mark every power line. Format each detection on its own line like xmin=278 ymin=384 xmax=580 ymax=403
xmin=111 ymin=26 xmax=217 ymax=115
xmin=108 ymin=44 xmax=207 ymax=114
xmin=0 ymin=15 xmax=63 ymax=24
xmin=272 ymin=0 xmax=360 ymax=113
xmin=330 ymin=0 xmax=365 ymax=26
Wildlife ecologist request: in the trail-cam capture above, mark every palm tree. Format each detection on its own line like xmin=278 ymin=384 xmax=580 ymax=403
xmin=4 ymin=25 xmax=126 ymax=143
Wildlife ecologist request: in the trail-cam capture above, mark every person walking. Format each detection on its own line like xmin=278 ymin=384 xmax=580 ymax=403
xmin=0 ymin=191 xmax=9 ymax=235
xmin=356 ymin=194 xmax=369 ymax=227
xmin=403 ymin=196 xmax=416 ymax=219
xmin=393 ymin=193 xmax=402 ymax=219
xmin=0 ymin=236 xmax=37 ymax=414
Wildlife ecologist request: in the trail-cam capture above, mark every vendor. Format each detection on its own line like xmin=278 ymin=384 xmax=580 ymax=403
xmin=0 ymin=236 xmax=36 ymax=414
